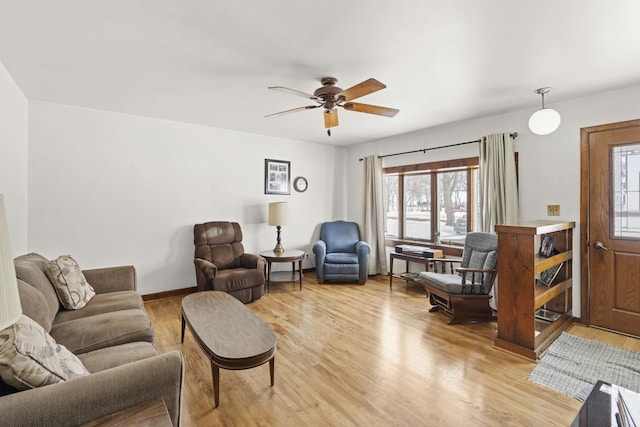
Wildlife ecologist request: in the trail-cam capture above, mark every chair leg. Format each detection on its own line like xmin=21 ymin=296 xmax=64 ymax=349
xmin=358 ymin=279 xmax=366 ymax=285
xmin=318 ymin=278 xmax=325 ymax=284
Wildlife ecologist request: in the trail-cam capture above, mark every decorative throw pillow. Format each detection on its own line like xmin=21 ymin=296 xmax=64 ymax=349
xmin=0 ymin=315 xmax=89 ymax=390
xmin=45 ymin=255 xmax=96 ymax=310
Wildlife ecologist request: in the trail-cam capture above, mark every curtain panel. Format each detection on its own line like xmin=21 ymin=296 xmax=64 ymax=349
xmin=478 ymin=132 xmax=518 ymax=311
xmin=479 ymin=132 xmax=519 ymax=233
xmin=363 ymin=155 xmax=388 ymax=276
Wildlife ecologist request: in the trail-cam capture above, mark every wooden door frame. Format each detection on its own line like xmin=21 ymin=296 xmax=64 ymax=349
xmin=579 ymin=118 xmax=640 ymax=326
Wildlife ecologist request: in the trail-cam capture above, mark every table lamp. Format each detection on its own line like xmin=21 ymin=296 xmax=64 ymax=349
xmin=0 ymin=195 xmax=22 ymax=330
xmin=268 ymin=202 xmax=289 ymax=256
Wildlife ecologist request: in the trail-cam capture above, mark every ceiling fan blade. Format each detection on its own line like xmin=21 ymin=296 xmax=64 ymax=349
xmin=342 ymin=102 xmax=399 ymax=117
xmin=265 ymin=105 xmax=320 ymax=118
xmin=268 ymin=86 xmax=320 ymax=100
xmin=338 ymin=78 xmax=386 ymax=101
xmin=324 ymin=109 xmax=339 ymax=128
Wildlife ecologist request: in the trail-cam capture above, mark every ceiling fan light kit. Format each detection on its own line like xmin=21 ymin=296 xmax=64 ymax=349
xmin=529 ymin=87 xmax=561 ymax=135
xmin=266 ymin=77 xmax=399 ymax=135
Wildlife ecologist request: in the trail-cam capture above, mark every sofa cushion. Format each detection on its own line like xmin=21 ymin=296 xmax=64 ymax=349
xmin=45 ymin=255 xmax=96 ymax=310
xmin=50 ymin=309 xmax=155 ymax=354
xmin=17 ymin=279 xmax=53 ymax=332
xmin=77 ymin=341 xmax=158 ymax=373
xmin=53 ymin=291 xmax=144 ymax=324
xmin=14 ymin=253 xmax=60 ymax=325
xmin=0 ymin=315 xmax=89 ymax=390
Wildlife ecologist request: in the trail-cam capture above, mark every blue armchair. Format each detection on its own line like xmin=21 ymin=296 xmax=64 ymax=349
xmin=313 ymin=220 xmax=371 ymax=284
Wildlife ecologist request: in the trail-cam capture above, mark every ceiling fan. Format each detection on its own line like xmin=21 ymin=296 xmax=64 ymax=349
xmin=265 ymin=77 xmax=399 ymax=135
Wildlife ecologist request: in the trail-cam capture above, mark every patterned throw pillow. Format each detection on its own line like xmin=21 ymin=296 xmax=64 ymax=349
xmin=0 ymin=315 xmax=89 ymax=390
xmin=45 ymin=255 xmax=96 ymax=310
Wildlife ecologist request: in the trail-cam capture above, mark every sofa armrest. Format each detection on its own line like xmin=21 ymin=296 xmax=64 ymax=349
xmin=83 ymin=265 xmax=137 ymax=293
xmin=0 ymin=351 xmax=184 ymax=427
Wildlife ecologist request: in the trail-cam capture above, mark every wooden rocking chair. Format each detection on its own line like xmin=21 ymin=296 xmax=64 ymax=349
xmin=417 ymin=232 xmax=498 ymax=324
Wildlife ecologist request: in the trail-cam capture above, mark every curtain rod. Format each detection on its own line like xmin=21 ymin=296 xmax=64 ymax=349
xmin=358 ymin=132 xmax=518 ymax=161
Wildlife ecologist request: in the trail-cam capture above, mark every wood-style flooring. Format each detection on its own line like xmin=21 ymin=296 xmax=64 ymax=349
xmin=144 ymin=274 xmax=640 ymax=427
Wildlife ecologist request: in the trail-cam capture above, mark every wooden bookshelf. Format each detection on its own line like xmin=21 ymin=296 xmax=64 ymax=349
xmin=494 ymin=220 xmax=575 ymax=360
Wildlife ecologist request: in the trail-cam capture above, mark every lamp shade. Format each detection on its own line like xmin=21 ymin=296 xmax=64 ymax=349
xmin=0 ymin=195 xmax=22 ymax=330
xmin=268 ymin=202 xmax=289 ymax=226
xmin=528 ymin=108 xmax=561 ymax=135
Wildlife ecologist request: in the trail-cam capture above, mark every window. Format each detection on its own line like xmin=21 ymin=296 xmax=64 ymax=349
xmin=383 ymin=157 xmax=478 ymax=246
xmin=613 ymin=144 xmax=640 ymax=238
xmin=404 ymin=174 xmax=431 ymax=240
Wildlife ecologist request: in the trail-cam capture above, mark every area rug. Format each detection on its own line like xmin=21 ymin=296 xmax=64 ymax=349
xmin=528 ymin=332 xmax=640 ymax=401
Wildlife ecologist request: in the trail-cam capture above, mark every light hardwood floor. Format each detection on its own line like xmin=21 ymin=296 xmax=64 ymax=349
xmin=144 ymin=274 xmax=640 ymax=427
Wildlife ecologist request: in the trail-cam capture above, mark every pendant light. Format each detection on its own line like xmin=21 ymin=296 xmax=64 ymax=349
xmin=528 ymin=87 xmax=561 ymax=135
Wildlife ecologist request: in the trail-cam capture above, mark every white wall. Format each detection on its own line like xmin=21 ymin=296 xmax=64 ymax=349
xmin=27 ymin=101 xmax=342 ymax=294
xmin=347 ymin=85 xmax=640 ymax=317
xmin=0 ymin=60 xmax=28 ymax=254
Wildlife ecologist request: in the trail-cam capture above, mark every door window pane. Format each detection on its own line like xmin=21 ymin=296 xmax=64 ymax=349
xmin=438 ymin=171 xmax=467 ymax=244
xmin=383 ymin=175 xmax=398 ymax=238
xmin=613 ymin=145 xmax=640 ymax=238
xmin=403 ymin=174 xmax=431 ymax=240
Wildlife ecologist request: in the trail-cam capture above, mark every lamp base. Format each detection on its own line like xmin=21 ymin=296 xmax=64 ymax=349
xmin=273 ymin=244 xmax=285 ymax=256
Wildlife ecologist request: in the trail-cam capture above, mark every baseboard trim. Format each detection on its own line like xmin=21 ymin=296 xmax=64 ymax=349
xmin=142 ymin=286 xmax=196 ymax=301
xmin=143 ymin=268 xmax=317 ymax=301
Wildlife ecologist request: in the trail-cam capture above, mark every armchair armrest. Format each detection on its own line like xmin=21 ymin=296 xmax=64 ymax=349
xmin=426 ymin=257 xmax=462 ymax=274
xmin=239 ymin=253 xmax=266 ymax=271
xmin=82 ymin=265 xmax=137 ymax=293
xmin=355 ymin=241 xmax=371 ymax=280
xmin=0 ymin=351 xmax=184 ymax=427
xmin=194 ymin=258 xmax=218 ymax=292
xmin=312 ymin=241 xmax=327 ymax=279
xmin=455 ymin=267 xmax=496 ymax=294
xmin=355 ymin=241 xmax=371 ymax=256
xmin=455 ymin=267 xmax=495 ymax=273
xmin=194 ymin=258 xmax=218 ymax=277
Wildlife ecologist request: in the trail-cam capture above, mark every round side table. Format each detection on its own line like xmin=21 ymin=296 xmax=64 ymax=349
xmin=259 ymin=249 xmax=305 ymax=293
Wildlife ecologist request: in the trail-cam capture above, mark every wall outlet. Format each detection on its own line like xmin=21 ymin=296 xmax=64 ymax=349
xmin=547 ymin=205 xmax=560 ymax=216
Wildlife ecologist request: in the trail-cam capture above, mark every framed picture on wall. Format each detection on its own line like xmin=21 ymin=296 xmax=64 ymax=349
xmin=264 ymin=159 xmax=290 ymax=195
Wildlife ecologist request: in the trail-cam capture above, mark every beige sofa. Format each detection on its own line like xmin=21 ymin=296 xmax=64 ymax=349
xmin=0 ymin=253 xmax=184 ymax=427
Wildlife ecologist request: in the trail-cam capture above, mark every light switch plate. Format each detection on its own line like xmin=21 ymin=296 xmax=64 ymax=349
xmin=547 ymin=205 xmax=560 ymax=216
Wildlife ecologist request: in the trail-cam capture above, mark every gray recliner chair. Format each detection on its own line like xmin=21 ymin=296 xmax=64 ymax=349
xmin=312 ymin=220 xmax=371 ymax=284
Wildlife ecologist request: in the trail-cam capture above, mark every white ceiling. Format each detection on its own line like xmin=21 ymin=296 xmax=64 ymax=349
xmin=2 ymin=1 xmax=640 ymax=146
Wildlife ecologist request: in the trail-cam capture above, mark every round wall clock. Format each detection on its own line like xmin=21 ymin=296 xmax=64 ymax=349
xmin=293 ymin=176 xmax=308 ymax=192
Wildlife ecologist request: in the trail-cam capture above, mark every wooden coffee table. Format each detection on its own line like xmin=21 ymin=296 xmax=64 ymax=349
xmin=181 ymin=291 xmax=277 ymax=408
